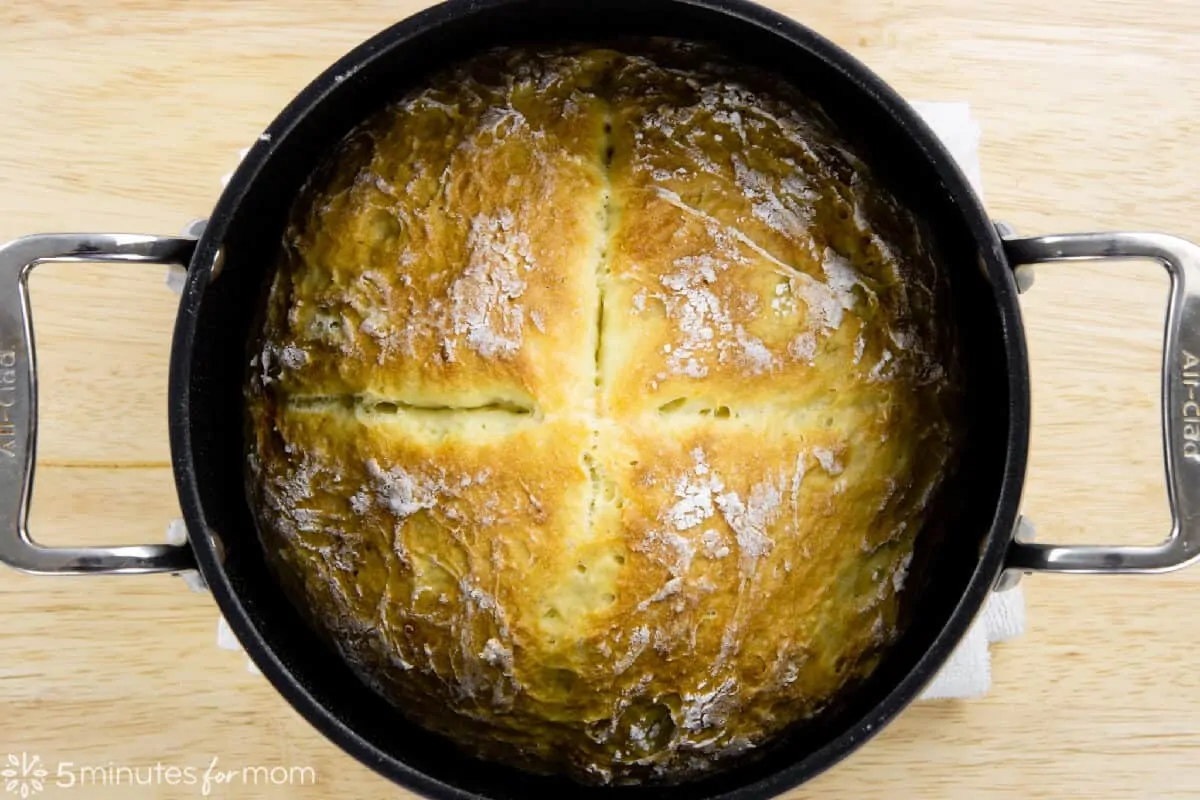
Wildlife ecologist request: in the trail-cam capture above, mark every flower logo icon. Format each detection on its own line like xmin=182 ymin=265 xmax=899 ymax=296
xmin=1 ymin=753 xmax=46 ymax=798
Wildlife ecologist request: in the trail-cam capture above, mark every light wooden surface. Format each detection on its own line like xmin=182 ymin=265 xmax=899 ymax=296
xmin=1 ymin=1 xmax=1198 ymax=798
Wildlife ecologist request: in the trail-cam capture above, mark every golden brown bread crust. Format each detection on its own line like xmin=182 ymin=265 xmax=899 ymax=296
xmin=600 ymin=51 xmax=948 ymax=417
xmin=263 ymin=50 xmax=614 ymax=413
xmin=248 ymin=42 xmax=959 ymax=784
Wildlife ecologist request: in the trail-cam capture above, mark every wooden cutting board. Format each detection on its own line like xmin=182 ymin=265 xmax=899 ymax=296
xmin=1 ymin=1 xmax=1198 ymax=798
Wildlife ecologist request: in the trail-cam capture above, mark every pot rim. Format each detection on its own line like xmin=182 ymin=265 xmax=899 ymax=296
xmin=168 ymin=0 xmax=1030 ymax=796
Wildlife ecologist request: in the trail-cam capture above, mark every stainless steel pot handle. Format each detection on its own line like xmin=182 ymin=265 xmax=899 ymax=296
xmin=0 ymin=233 xmax=197 ymax=575
xmin=1004 ymin=232 xmax=1200 ymax=574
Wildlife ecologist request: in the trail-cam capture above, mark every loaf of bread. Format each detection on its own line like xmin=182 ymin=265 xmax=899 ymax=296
xmin=247 ymin=42 xmax=959 ymax=784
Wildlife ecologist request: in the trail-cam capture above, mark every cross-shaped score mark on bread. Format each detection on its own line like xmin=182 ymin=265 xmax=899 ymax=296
xmin=248 ymin=43 xmax=957 ymax=783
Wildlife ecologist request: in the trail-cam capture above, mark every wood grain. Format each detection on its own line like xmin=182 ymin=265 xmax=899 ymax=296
xmin=2 ymin=1 xmax=1199 ymax=797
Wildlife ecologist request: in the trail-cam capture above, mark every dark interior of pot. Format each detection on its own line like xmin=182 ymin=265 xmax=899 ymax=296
xmin=172 ymin=0 xmax=1019 ymax=797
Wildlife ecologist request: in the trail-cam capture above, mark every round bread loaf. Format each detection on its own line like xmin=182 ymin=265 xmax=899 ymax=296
xmin=247 ymin=43 xmax=959 ymax=784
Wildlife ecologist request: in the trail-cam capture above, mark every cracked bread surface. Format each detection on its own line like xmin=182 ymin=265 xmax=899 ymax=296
xmin=247 ymin=41 xmax=959 ymax=785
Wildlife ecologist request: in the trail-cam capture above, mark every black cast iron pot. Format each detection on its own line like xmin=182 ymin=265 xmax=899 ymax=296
xmin=3 ymin=1 xmax=1199 ymax=798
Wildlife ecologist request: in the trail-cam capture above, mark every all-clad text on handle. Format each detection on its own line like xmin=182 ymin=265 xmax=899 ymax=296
xmin=0 ymin=348 xmax=18 ymax=460
xmin=0 ymin=234 xmax=197 ymax=575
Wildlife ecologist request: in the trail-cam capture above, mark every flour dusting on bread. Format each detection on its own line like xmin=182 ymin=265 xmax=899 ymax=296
xmin=248 ymin=41 xmax=960 ymax=786
xmin=444 ymin=210 xmax=533 ymax=362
